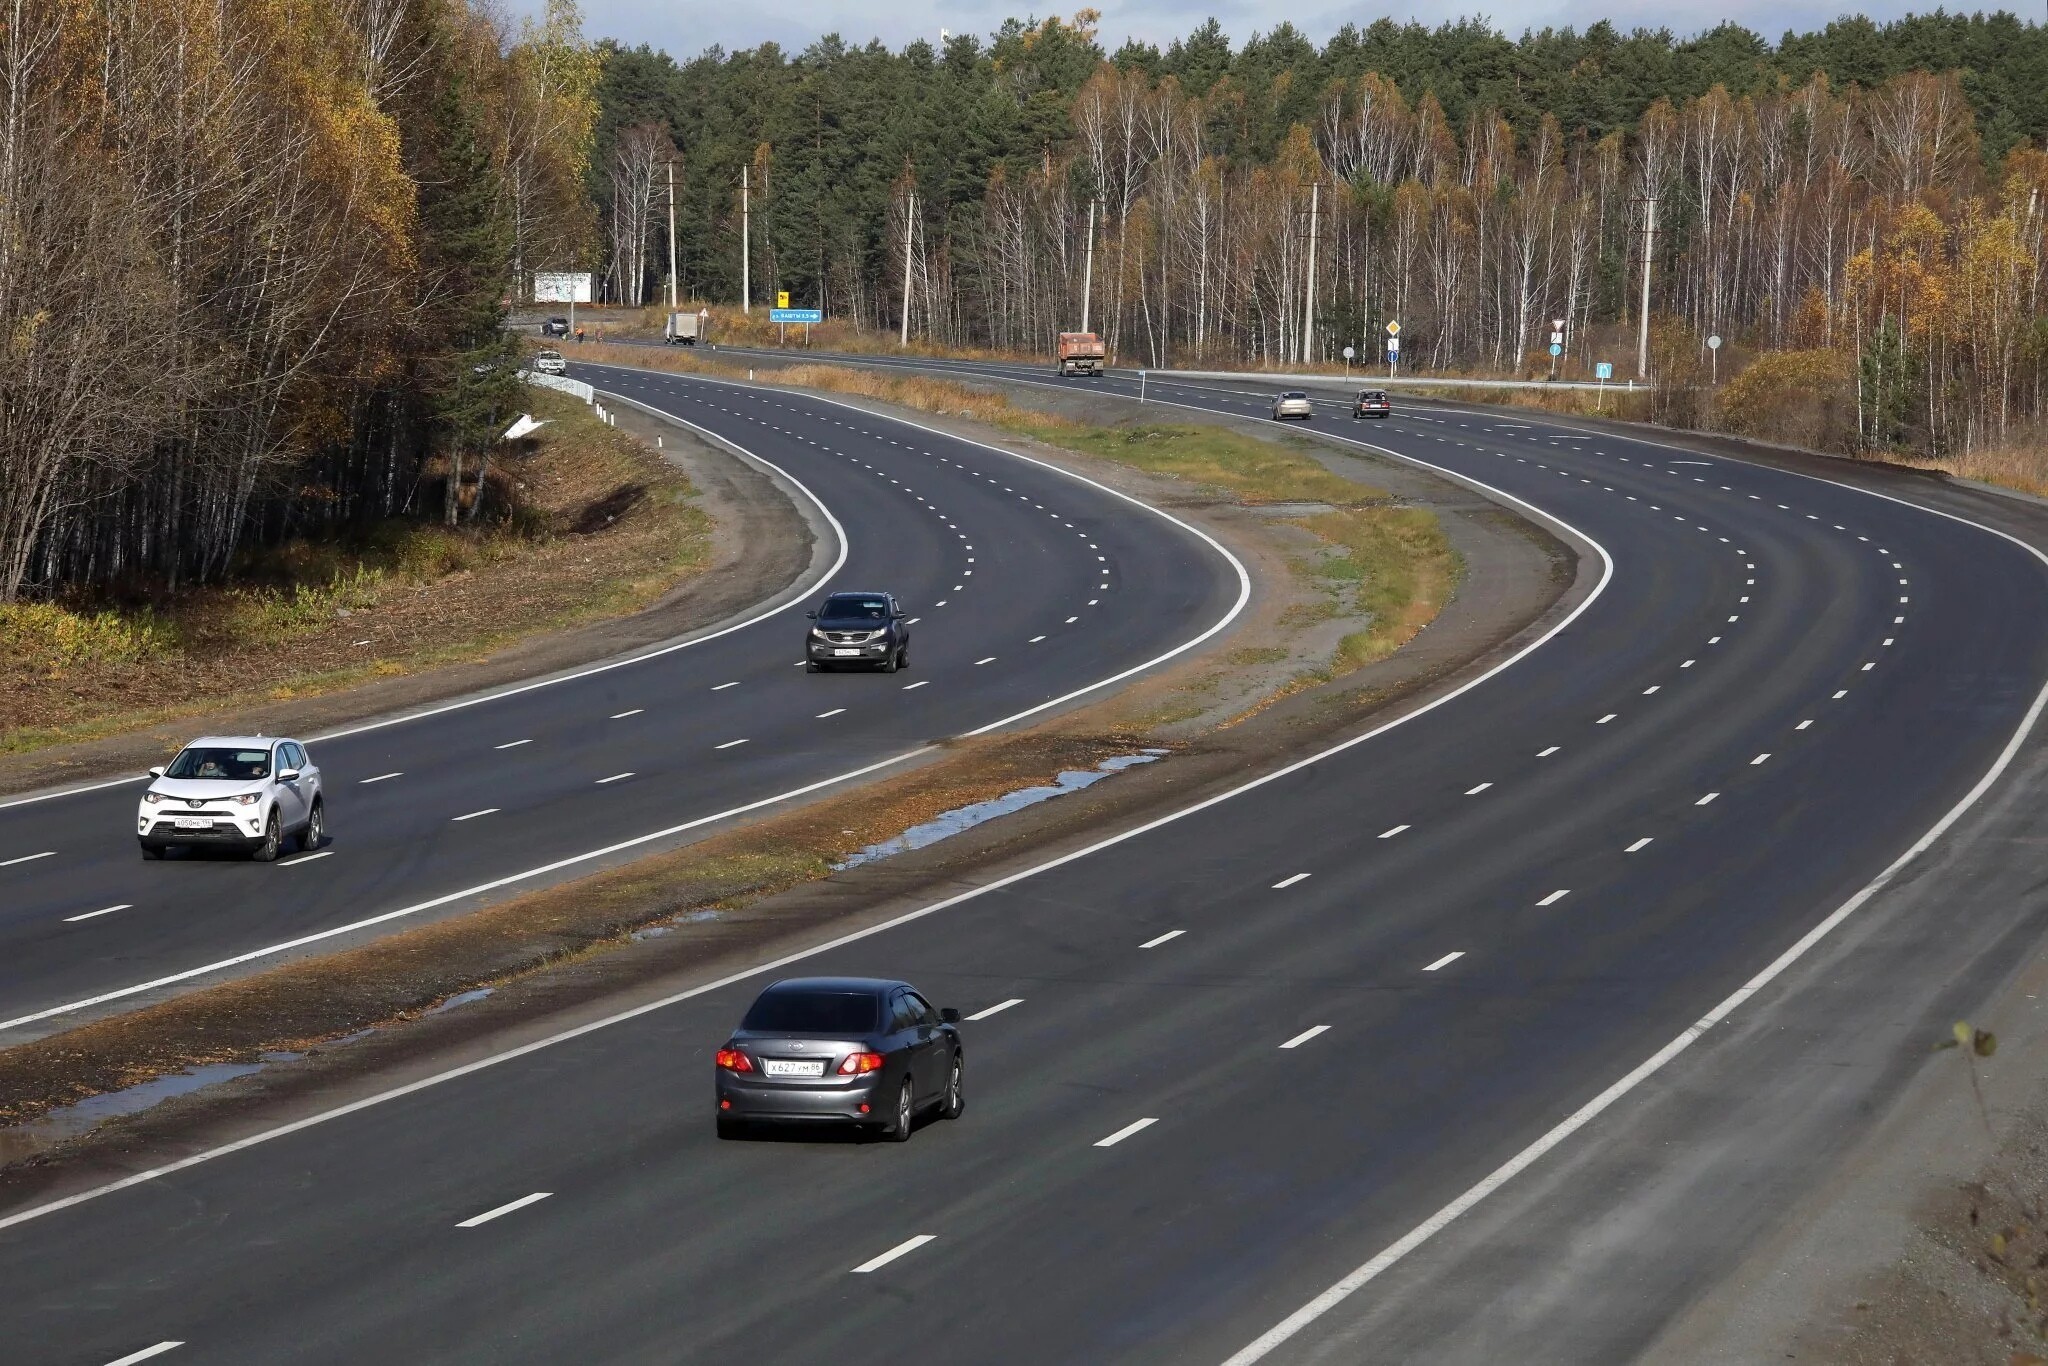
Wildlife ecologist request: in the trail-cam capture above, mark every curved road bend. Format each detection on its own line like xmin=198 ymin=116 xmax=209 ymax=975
xmin=0 ymin=366 xmax=1243 ymax=1034
xmin=3 ymin=352 xmax=2046 ymax=1365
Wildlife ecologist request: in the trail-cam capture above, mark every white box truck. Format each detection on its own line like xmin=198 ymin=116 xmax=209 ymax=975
xmin=665 ymin=311 xmax=707 ymax=345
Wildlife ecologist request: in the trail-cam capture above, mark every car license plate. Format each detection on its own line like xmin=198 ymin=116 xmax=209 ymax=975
xmin=175 ymin=817 xmax=212 ymax=830
xmin=762 ymin=1058 xmax=825 ymax=1077
xmin=832 ymin=648 xmax=860 ymax=657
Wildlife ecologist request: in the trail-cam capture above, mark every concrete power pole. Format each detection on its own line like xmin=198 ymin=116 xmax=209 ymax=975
xmin=900 ymin=190 xmax=916 ymax=347
xmin=666 ymin=160 xmax=678 ymax=310
xmin=1079 ymin=198 xmax=1097 ymax=334
xmin=1637 ymin=195 xmax=1657 ymax=380
xmin=741 ymin=164 xmax=751 ymax=316
xmin=1300 ymin=180 xmax=1320 ymax=364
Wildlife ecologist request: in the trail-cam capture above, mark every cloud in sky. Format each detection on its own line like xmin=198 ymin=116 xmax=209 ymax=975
xmin=518 ymin=0 xmax=1947 ymax=58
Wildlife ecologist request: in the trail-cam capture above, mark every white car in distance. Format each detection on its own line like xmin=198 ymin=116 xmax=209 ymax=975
xmin=532 ymin=349 xmax=568 ymax=375
xmin=138 ymin=736 xmax=325 ymax=862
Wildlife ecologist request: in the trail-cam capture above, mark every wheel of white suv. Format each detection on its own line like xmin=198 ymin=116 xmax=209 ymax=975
xmin=252 ymin=810 xmax=281 ymax=863
xmin=301 ymin=799 xmax=324 ymax=853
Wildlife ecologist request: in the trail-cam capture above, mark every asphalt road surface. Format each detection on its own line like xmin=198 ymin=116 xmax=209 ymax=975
xmin=0 ymin=364 xmax=1244 ymax=1034
xmin=6 ymin=352 xmax=2048 ymax=1365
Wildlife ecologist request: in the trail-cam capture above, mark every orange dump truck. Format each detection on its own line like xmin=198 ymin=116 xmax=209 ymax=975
xmin=1056 ymin=332 xmax=1106 ymax=377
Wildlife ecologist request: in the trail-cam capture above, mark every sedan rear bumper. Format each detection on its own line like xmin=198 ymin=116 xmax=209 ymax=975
xmin=718 ymin=1076 xmax=886 ymax=1123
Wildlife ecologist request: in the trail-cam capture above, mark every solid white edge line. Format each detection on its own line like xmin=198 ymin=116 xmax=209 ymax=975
xmin=1094 ymin=1117 xmax=1160 ymax=1148
xmin=455 ymin=1191 xmax=552 ymax=1228
xmin=103 ymin=1345 xmax=183 ymax=1366
xmin=1217 ymin=475 xmax=2048 ymax=1366
xmin=965 ymin=998 xmax=1024 ymax=1021
xmin=1 ymin=850 xmax=56 ymax=867
xmin=0 ymin=402 xmax=855 ymax=815
xmin=850 ymin=1233 xmax=936 ymax=1274
xmin=0 ymin=357 xmax=1620 ymax=1230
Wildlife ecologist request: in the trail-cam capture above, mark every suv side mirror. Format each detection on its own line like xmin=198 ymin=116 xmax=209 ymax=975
xmin=893 ymin=609 xmax=906 ymax=619
xmin=939 ymin=1007 xmax=961 ymax=1024
xmin=805 ymin=610 xmax=817 ymax=619
xmin=147 ymin=766 xmax=165 ymax=778
xmin=277 ymin=768 xmax=300 ymax=783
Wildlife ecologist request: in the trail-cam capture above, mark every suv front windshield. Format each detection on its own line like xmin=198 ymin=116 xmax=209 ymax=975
xmin=821 ymin=596 xmax=889 ymax=622
xmin=742 ymin=990 xmax=880 ymax=1034
xmin=166 ymin=747 xmax=271 ymax=781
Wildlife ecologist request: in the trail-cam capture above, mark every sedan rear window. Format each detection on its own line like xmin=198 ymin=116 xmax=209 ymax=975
xmin=1284 ymin=391 xmax=1308 ymax=399
xmin=742 ymin=990 xmax=880 ymax=1034
xmin=166 ymin=748 xmax=270 ymax=781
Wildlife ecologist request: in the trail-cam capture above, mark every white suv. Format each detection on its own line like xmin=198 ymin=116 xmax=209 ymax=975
xmin=532 ymin=349 xmax=568 ymax=375
xmin=137 ymin=736 xmax=325 ymax=862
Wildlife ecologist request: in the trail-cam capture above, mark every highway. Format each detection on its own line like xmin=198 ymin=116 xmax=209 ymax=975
xmin=4 ymin=353 xmax=2048 ymax=1364
xmin=0 ymin=366 xmax=1244 ymax=1034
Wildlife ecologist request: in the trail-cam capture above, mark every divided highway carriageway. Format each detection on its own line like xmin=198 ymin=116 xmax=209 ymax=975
xmin=5 ymin=350 xmax=2048 ymax=1365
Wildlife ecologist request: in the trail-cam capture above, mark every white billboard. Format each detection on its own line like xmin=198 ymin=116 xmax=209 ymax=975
xmin=532 ymin=271 xmax=593 ymax=304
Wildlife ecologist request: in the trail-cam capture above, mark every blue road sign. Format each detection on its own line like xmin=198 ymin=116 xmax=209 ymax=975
xmin=769 ymin=308 xmax=823 ymax=324
xmin=1595 ymin=361 xmax=1614 ymax=380
xmin=1549 ymin=343 xmax=1563 ymax=357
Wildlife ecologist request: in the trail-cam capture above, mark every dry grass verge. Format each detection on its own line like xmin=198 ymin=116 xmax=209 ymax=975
xmin=1 ymin=389 xmax=711 ymax=754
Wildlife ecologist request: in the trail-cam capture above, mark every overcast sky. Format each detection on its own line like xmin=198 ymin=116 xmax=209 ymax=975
xmin=521 ymin=1 xmax=1936 ymax=57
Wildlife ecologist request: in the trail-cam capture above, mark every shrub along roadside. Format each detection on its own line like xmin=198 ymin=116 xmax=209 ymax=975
xmin=0 ymin=389 xmax=711 ymax=754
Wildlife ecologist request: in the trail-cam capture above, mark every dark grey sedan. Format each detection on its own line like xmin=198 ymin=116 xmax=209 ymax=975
xmin=715 ymin=977 xmax=963 ymax=1141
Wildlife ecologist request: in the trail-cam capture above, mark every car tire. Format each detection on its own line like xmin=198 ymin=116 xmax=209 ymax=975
xmin=881 ymin=650 xmax=898 ymax=675
xmin=886 ymin=1078 xmax=915 ymax=1142
xmin=716 ymin=1114 xmax=746 ymax=1140
xmin=251 ymin=811 xmax=281 ymax=863
xmin=300 ymin=799 xmax=324 ymax=853
xmin=940 ymin=1053 xmax=964 ymax=1120
xmin=897 ymin=646 xmax=910 ymax=671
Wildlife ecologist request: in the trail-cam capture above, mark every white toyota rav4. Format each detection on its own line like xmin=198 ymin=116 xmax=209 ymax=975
xmin=137 ymin=735 xmax=325 ymax=862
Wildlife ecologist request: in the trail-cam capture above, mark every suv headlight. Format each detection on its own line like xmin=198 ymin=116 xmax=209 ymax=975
xmin=232 ymin=793 xmax=261 ymax=806
xmin=142 ymin=791 xmax=164 ymax=805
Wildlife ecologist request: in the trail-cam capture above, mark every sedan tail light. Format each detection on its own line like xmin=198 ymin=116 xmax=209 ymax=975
xmin=838 ymin=1051 xmax=885 ymax=1075
xmin=715 ymin=1048 xmax=753 ymax=1073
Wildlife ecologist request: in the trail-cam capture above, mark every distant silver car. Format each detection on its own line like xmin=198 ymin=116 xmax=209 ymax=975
xmin=533 ymin=349 xmax=568 ymax=375
xmin=137 ymin=735 xmax=324 ymax=862
xmin=1271 ymin=391 xmax=1313 ymax=421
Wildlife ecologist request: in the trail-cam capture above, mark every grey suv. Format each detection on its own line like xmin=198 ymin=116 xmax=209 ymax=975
xmin=805 ymin=591 xmax=910 ymax=673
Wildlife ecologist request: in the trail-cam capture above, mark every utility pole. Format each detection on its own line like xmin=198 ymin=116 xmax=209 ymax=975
xmin=1300 ymin=179 xmax=1320 ymax=364
xmin=1080 ymin=198 xmax=1098 ymax=334
xmin=1637 ymin=195 xmax=1657 ymax=381
xmin=666 ymin=160 xmax=678 ymax=310
xmin=901 ymin=189 xmax=916 ymax=346
xmin=741 ymin=164 xmax=751 ymax=315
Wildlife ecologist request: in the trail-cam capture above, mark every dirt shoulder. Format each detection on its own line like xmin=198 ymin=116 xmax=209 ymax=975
xmin=0 ymin=358 xmax=1583 ymax=1198
xmin=0 ymin=388 xmax=822 ymax=799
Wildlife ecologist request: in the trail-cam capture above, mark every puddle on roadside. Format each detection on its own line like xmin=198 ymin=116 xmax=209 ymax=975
xmin=425 ymin=987 xmax=494 ymax=1016
xmin=833 ymin=752 xmax=1164 ymax=871
xmin=0 ymin=1061 xmax=264 ymax=1163
xmin=633 ymin=908 xmax=722 ymax=941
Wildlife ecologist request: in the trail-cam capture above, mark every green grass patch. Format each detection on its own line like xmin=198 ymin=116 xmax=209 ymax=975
xmin=1006 ymin=419 xmax=1386 ymax=508
xmin=1298 ymin=506 xmax=1461 ymax=670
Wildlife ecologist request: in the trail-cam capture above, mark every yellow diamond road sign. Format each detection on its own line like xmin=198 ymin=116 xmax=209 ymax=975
xmin=1385 ymin=321 xmax=1401 ymax=336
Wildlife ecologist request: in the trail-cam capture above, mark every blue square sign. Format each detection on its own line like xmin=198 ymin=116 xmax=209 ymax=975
xmin=1595 ymin=361 xmax=1614 ymax=380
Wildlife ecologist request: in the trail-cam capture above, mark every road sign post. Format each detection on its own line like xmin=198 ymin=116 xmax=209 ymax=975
xmin=1707 ymin=333 xmax=1723 ymax=385
xmin=1342 ymin=343 xmax=1355 ymax=376
xmin=1385 ymin=321 xmax=1401 ymax=377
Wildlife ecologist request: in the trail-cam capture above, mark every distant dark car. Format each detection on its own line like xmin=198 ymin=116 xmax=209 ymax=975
xmin=1354 ymin=389 xmax=1392 ymax=418
xmin=715 ymin=977 xmax=964 ymax=1140
xmin=805 ymin=590 xmax=910 ymax=673
xmin=540 ymin=316 xmax=569 ymax=337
